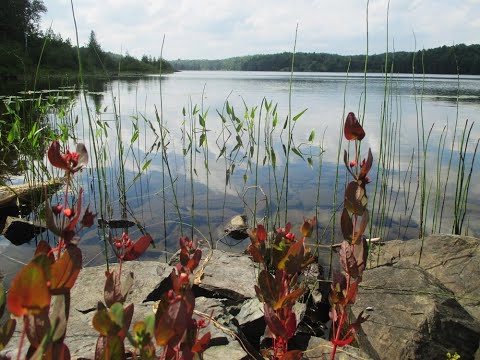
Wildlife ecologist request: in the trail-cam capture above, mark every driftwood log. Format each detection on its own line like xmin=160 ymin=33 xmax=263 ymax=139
xmin=0 ymin=178 xmax=64 ymax=245
xmin=0 ymin=178 xmax=65 ymax=209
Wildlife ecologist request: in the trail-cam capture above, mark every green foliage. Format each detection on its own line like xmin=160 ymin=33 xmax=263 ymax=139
xmin=171 ymin=44 xmax=480 ymax=75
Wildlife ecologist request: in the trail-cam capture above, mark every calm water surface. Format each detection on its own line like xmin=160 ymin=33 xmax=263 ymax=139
xmin=2 ymin=71 xmax=480 ymax=280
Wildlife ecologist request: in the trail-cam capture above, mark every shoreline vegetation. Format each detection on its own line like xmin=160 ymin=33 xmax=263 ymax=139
xmin=170 ymin=44 xmax=480 ymax=75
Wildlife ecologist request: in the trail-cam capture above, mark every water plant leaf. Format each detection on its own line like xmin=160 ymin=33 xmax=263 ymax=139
xmin=257 ymin=270 xmax=278 ymax=307
xmin=340 ymin=208 xmax=353 ymax=242
xmin=50 ymin=245 xmax=82 ymax=294
xmin=292 ymin=147 xmax=304 ymax=160
xmin=353 ymin=237 xmax=368 ymax=277
xmin=344 ymin=112 xmax=365 ymax=141
xmin=344 ymin=181 xmax=367 ymax=215
xmin=0 ymin=318 xmax=16 ymax=351
xmin=275 ymin=286 xmax=305 ymax=310
xmin=352 ymin=209 xmax=369 ymax=245
xmin=339 ymin=241 xmax=358 ymax=278
xmin=154 ymin=299 xmax=187 ymax=346
xmin=122 ymin=234 xmax=153 ymax=261
xmin=359 ymin=148 xmax=373 ymax=180
xmin=104 ymin=270 xmax=132 ymax=307
xmin=263 ymin=303 xmax=287 ymax=339
xmin=7 ymin=260 xmax=51 ymax=316
xmin=191 ymin=332 xmax=211 ymax=353
xmin=278 ymin=238 xmax=305 ymax=275
xmin=308 ymin=129 xmax=315 ymax=142
xmin=186 ymin=249 xmax=202 ymax=272
xmin=293 ymin=108 xmax=308 ymax=121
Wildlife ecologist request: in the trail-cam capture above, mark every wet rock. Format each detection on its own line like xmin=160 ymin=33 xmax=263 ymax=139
xmin=223 ymin=214 xmax=249 ymax=240
xmin=1 ymin=216 xmax=46 ymax=245
xmin=194 ymin=249 xmax=257 ymax=300
xmin=351 ymin=260 xmax=480 ymax=360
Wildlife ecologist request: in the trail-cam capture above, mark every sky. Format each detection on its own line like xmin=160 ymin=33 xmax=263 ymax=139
xmin=39 ymin=0 xmax=480 ymax=61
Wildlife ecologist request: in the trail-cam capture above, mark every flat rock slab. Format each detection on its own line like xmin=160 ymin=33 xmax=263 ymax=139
xmin=352 ymin=260 xmax=480 ymax=360
xmin=372 ymin=234 xmax=480 ymax=322
xmin=304 ymin=336 xmax=372 ymax=360
xmin=2 ymin=261 xmax=169 ymax=358
xmin=197 ymin=249 xmax=257 ymax=300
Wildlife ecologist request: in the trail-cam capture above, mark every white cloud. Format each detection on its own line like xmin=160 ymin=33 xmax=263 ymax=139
xmin=40 ymin=0 xmax=480 ymax=59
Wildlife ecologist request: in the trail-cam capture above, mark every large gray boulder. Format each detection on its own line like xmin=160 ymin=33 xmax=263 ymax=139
xmin=351 ymin=259 xmax=480 ymax=360
xmin=371 ymin=234 xmax=480 ymax=322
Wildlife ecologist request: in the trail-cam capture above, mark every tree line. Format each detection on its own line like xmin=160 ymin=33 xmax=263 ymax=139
xmin=170 ymin=44 xmax=480 ymax=75
xmin=0 ymin=0 xmax=173 ymax=79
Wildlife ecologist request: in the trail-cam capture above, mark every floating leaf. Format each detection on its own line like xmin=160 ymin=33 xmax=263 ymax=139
xmin=7 ymin=261 xmax=50 ymax=316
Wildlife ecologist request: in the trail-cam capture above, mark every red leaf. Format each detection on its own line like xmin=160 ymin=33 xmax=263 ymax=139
xmin=275 ymin=286 xmax=305 ymax=311
xmin=340 ymin=208 xmax=353 ymax=242
xmin=154 ymin=299 xmax=187 ymax=346
xmin=339 ymin=241 xmax=359 ymax=278
xmin=64 ymin=188 xmax=83 ymax=233
xmin=284 ymin=309 xmax=297 ymax=339
xmin=258 ymin=269 xmax=279 ymax=307
xmin=191 ymin=332 xmax=211 ymax=353
xmin=300 ymin=216 xmax=316 ymax=238
xmin=47 ymin=140 xmax=69 ymax=171
xmin=278 ymin=238 xmax=305 ymax=275
xmin=359 ymin=148 xmax=373 ymax=180
xmin=104 ymin=271 xmax=124 ymax=308
xmin=353 ymin=237 xmax=368 ymax=277
xmin=263 ymin=303 xmax=287 ymax=339
xmin=81 ymin=205 xmax=96 ymax=228
xmin=344 ymin=181 xmax=367 ymax=216
xmin=50 ymin=245 xmax=82 ymax=294
xmin=123 ymin=234 xmax=153 ymax=261
xmin=344 ymin=112 xmax=365 ymax=141
xmin=186 ymin=249 xmax=202 ymax=272
xmin=247 ymin=243 xmax=264 ymax=263
xmin=7 ymin=261 xmax=51 ymax=316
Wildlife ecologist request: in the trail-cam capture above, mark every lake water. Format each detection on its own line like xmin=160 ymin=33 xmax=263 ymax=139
xmin=2 ymin=71 xmax=480 ymax=280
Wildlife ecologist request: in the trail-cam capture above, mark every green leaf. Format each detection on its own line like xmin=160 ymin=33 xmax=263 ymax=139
xmin=0 ymin=318 xmax=16 ymax=351
xmin=109 ymin=303 xmax=125 ymax=328
xmin=308 ymin=129 xmax=315 ymax=142
xmin=293 ymin=108 xmax=308 ymax=121
xmin=142 ymin=159 xmax=152 ymax=171
xmin=307 ymin=157 xmax=313 ymax=168
xmin=199 ymin=114 xmax=205 ymax=127
xmin=292 ymin=147 xmax=304 ymax=160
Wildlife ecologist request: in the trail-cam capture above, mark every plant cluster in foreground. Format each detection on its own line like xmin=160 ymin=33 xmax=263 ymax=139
xmin=1 ymin=112 xmax=374 ymax=359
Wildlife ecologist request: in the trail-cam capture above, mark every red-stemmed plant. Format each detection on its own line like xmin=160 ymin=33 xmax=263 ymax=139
xmin=248 ymin=219 xmax=317 ymax=360
xmin=329 ymin=112 xmax=371 ymax=359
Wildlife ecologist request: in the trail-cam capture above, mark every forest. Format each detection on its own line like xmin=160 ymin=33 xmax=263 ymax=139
xmin=170 ymin=44 xmax=480 ymax=75
xmin=0 ymin=0 xmax=173 ymax=79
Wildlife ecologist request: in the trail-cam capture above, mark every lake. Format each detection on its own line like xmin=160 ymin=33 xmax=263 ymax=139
xmin=1 ymin=71 xmax=480 ymax=280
